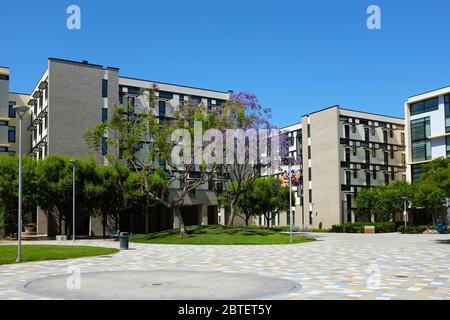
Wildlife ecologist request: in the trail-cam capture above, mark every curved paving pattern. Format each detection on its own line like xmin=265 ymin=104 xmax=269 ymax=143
xmin=1 ymin=233 xmax=450 ymax=300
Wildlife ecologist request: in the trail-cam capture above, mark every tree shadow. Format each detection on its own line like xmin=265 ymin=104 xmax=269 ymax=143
xmin=435 ymin=239 xmax=450 ymax=245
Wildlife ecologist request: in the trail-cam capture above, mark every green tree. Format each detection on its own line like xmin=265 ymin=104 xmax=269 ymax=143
xmin=0 ymin=156 xmax=38 ymax=235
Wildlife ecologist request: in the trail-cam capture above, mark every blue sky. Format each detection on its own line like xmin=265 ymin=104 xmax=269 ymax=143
xmin=1 ymin=0 xmax=449 ymax=127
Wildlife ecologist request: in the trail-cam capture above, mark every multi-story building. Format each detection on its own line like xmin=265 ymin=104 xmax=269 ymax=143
xmin=258 ymin=106 xmax=406 ymax=229
xmin=21 ymin=58 xmax=232 ymax=236
xmin=405 ymin=86 xmax=450 ymax=183
xmin=0 ymin=66 xmax=31 ymax=157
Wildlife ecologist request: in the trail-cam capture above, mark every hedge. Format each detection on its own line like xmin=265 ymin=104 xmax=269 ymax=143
xmin=397 ymin=225 xmax=436 ymax=234
xmin=330 ymin=222 xmax=397 ymax=233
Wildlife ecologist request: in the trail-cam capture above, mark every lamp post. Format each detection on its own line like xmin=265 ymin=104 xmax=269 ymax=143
xmin=70 ymin=160 xmax=78 ymax=242
xmin=13 ymin=105 xmax=30 ymax=262
xmin=401 ymin=196 xmax=409 ymax=230
xmin=288 ymin=158 xmax=293 ymax=243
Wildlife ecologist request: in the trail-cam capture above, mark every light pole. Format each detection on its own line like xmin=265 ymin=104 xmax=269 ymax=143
xmin=14 ymin=105 xmax=30 ymax=263
xmin=70 ymin=160 xmax=78 ymax=242
xmin=288 ymin=158 xmax=293 ymax=243
xmin=401 ymin=196 xmax=409 ymax=230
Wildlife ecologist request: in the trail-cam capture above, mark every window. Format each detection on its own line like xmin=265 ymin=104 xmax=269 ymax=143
xmin=445 ymin=95 xmax=450 ymax=133
xmin=391 ymin=170 xmax=395 ymax=181
xmin=353 ymin=147 xmax=357 ymax=156
xmin=390 ymin=130 xmax=394 ymax=138
xmin=8 ymin=101 xmax=16 ymax=118
xmin=345 ymin=148 xmax=350 ymax=162
xmin=308 ymin=146 xmax=311 ymax=159
xmin=352 ymin=125 xmax=356 ymax=133
xmin=39 ymin=123 xmax=42 ymax=136
xmin=411 ymin=117 xmax=431 ymax=162
xmin=158 ymin=91 xmax=173 ymax=100
xmin=0 ymin=75 xmax=9 ymax=80
xmin=8 ymin=126 xmax=15 ymax=142
xmin=44 ymin=115 xmax=48 ymax=129
xmin=308 ymin=189 xmax=312 ymax=202
xmin=0 ymin=147 xmax=7 ymax=152
xmin=373 ymin=169 xmax=377 ymax=180
xmin=364 ymin=128 xmax=369 ymax=141
xmin=446 ymin=136 xmax=450 ymax=158
xmin=365 ymin=150 xmax=370 ymax=163
xmin=346 ymin=194 xmax=352 ymax=222
xmin=390 ymin=150 xmax=394 ymax=159
xmin=346 ymin=171 xmax=351 ymax=185
xmin=372 ymin=148 xmax=376 ymax=157
xmin=159 ymin=101 xmax=166 ymax=117
xmin=344 ymin=125 xmax=350 ymax=139
xmin=384 ymin=173 xmax=389 ymax=185
xmin=383 ymin=130 xmax=388 ymax=143
xmin=101 ymin=137 xmax=108 ymax=156
xmin=0 ymin=120 xmax=8 ymax=126
xmin=102 ymin=108 xmax=108 ymax=122
xmin=401 ymin=133 xmax=405 ymax=145
xmin=309 ymin=211 xmax=313 ymax=225
xmin=411 ymin=164 xmax=427 ymax=183
xmin=366 ymin=172 xmax=371 ymax=186
xmin=290 ymin=136 xmax=294 ymax=146
xmin=410 ymin=97 xmax=439 ymax=116
xmin=308 ymin=167 xmax=312 ymax=181
xmin=179 ymin=94 xmax=185 ymax=102
xmin=353 ymin=170 xmax=357 ymax=179
xmin=307 ymin=124 xmax=311 ymax=138
xmin=371 ymin=127 xmax=375 ymax=135
xmin=384 ymin=152 xmax=389 ymax=165
xmin=402 ymin=153 xmax=406 ymax=166
xmin=102 ymin=79 xmax=108 ymax=97
xmin=159 ymin=158 xmax=166 ymax=168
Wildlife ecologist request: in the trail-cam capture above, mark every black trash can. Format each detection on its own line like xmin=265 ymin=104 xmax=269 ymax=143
xmin=119 ymin=232 xmax=129 ymax=250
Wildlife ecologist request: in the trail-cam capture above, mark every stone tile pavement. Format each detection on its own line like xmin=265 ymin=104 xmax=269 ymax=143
xmin=0 ymin=233 xmax=449 ymax=300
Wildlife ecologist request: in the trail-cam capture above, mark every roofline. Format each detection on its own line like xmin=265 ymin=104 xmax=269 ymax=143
xmin=408 ymin=85 xmax=450 ymax=99
xmin=281 ymin=122 xmax=302 ymax=130
xmin=48 ymin=57 xmax=119 ymax=70
xmin=299 ymin=104 xmax=404 ymax=121
xmin=120 ymin=75 xmax=232 ymax=95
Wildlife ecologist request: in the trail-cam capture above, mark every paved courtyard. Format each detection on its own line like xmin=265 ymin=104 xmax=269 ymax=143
xmin=1 ymin=233 xmax=450 ymax=300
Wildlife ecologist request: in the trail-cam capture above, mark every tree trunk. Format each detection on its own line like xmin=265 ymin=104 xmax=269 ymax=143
xmin=174 ymin=206 xmax=187 ymax=237
xmin=266 ymin=214 xmax=270 ymax=229
xmin=102 ymin=212 xmax=106 ymax=238
xmin=227 ymin=197 xmax=238 ymax=226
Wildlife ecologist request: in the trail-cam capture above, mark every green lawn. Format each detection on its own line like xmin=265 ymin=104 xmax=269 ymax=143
xmin=131 ymin=225 xmax=315 ymax=245
xmin=0 ymin=245 xmax=119 ymax=265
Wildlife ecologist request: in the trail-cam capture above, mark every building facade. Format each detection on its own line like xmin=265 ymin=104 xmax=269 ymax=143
xmin=0 ymin=66 xmax=31 ymax=157
xmin=22 ymin=58 xmax=232 ymax=236
xmin=405 ymin=86 xmax=450 ymax=183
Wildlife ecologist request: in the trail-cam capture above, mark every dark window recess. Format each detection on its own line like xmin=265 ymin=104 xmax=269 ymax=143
xmin=308 ymin=167 xmax=312 ymax=181
xmin=345 ymin=148 xmax=351 ymax=162
xmin=445 ymin=95 xmax=450 ymax=133
xmin=366 ymin=172 xmax=371 ymax=186
xmin=390 ymin=130 xmax=394 ymax=138
xmin=307 ymin=124 xmax=311 ymax=137
xmin=384 ymin=173 xmax=389 ymax=185
xmin=309 ymin=189 xmax=312 ymax=202
xmin=344 ymin=125 xmax=350 ymax=139
xmin=102 ymin=79 xmax=108 ymax=97
xmin=353 ymin=170 xmax=357 ymax=179
xmin=384 ymin=152 xmax=389 ymax=164
xmin=372 ymin=148 xmax=376 ymax=157
xmin=101 ymin=137 xmax=108 ymax=156
xmin=390 ymin=150 xmax=394 ymax=159
xmin=127 ymin=86 xmax=141 ymax=95
xmin=0 ymin=75 xmax=9 ymax=80
xmin=158 ymin=91 xmax=173 ymax=100
xmin=102 ymin=108 xmax=108 ymax=122
xmin=352 ymin=125 xmax=356 ymax=133
xmin=159 ymin=101 xmax=166 ymax=117
xmin=373 ymin=169 xmax=377 ymax=180
xmin=401 ymin=133 xmax=405 ymax=145
xmin=8 ymin=101 xmax=16 ymax=118
xmin=410 ymin=97 xmax=439 ymax=116
xmin=391 ymin=170 xmax=395 ymax=181
xmin=365 ymin=128 xmax=369 ymax=141
xmin=179 ymin=94 xmax=185 ymax=102
xmin=309 ymin=211 xmax=313 ymax=225
xmin=365 ymin=150 xmax=370 ymax=163
xmin=411 ymin=164 xmax=427 ymax=183
xmin=383 ymin=130 xmax=388 ymax=143
xmin=308 ymin=146 xmax=311 ymax=159
xmin=8 ymin=126 xmax=15 ymax=143
xmin=346 ymin=171 xmax=351 ymax=185
xmin=353 ymin=147 xmax=357 ymax=156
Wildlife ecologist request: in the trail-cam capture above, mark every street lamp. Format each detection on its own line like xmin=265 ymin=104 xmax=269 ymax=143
xmin=70 ymin=160 xmax=78 ymax=242
xmin=401 ymin=196 xmax=409 ymax=230
xmin=13 ymin=105 xmax=30 ymax=262
xmin=284 ymin=157 xmax=295 ymax=243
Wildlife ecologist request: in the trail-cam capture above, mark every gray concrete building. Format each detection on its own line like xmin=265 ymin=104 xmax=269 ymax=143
xmin=22 ymin=58 xmax=232 ymax=236
xmin=255 ymin=106 xmax=406 ymax=230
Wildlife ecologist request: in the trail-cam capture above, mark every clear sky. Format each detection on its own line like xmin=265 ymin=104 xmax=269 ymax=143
xmin=1 ymin=0 xmax=449 ymax=127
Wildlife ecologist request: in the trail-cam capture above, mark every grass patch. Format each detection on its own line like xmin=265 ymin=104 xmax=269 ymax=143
xmin=130 ymin=225 xmax=315 ymax=245
xmin=0 ymin=245 xmax=119 ymax=265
